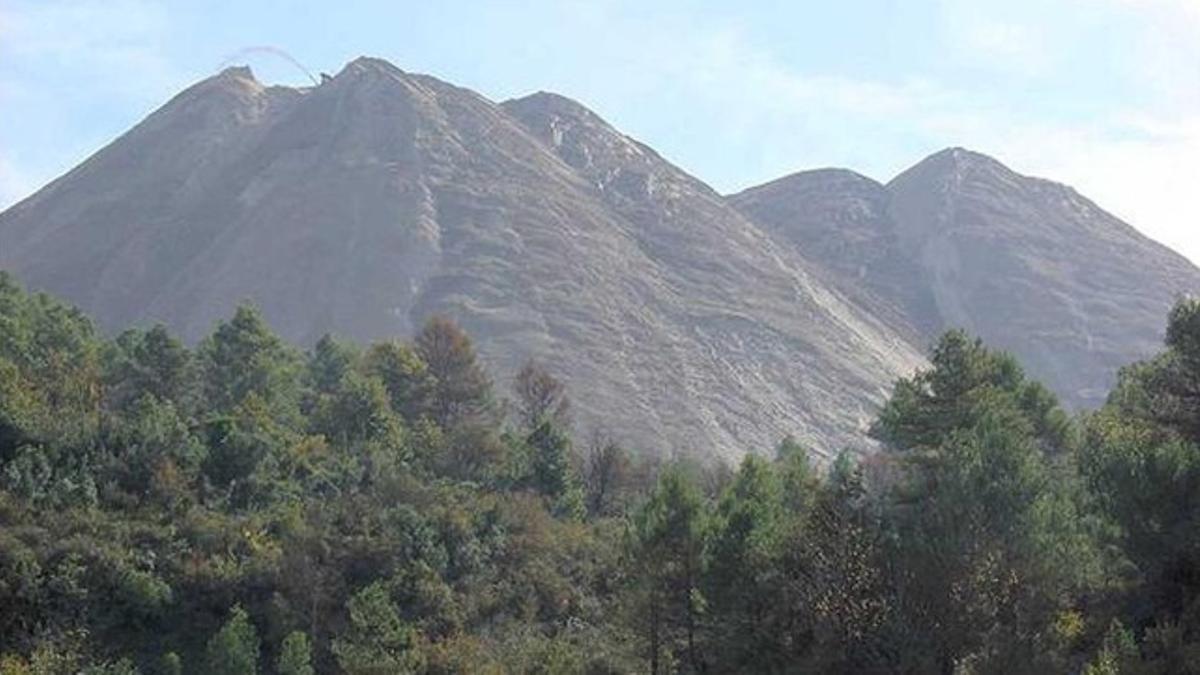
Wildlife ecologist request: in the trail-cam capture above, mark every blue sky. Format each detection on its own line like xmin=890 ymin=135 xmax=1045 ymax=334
xmin=2 ymin=0 xmax=1198 ymax=261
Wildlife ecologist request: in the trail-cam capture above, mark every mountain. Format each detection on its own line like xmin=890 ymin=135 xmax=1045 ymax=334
xmin=0 ymin=57 xmax=926 ymax=460
xmin=731 ymin=148 xmax=1200 ymax=409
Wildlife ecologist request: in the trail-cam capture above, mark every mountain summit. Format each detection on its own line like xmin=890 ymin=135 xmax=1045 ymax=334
xmin=733 ymin=147 xmax=1200 ymax=409
xmin=0 ymin=57 xmax=926 ymax=459
xmin=5 ymin=56 xmax=1193 ymax=453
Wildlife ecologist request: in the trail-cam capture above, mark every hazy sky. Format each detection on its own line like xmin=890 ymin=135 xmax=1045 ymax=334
xmin=2 ymin=0 xmax=1198 ymax=261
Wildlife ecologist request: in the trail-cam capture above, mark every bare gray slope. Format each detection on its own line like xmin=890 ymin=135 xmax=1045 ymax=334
xmin=0 ymin=57 xmax=924 ymax=459
xmin=732 ymin=148 xmax=1200 ymax=409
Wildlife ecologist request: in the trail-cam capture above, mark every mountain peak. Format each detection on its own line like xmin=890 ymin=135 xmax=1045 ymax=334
xmin=192 ymin=64 xmax=263 ymax=96
xmin=215 ymin=65 xmax=258 ymax=83
xmin=734 ymin=167 xmax=882 ymax=199
xmin=502 ymin=91 xmax=607 ymax=126
xmin=890 ymin=146 xmax=1016 ymax=188
xmin=341 ymin=55 xmax=407 ymax=78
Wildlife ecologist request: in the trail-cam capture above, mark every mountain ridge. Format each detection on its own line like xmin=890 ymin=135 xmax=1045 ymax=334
xmin=732 ymin=146 xmax=1200 ymax=409
xmin=0 ymin=56 xmax=930 ymax=460
xmin=5 ymin=55 xmax=1196 ymax=452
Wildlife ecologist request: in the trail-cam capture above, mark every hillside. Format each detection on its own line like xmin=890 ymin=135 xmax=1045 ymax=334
xmin=732 ymin=148 xmax=1200 ymax=408
xmin=0 ymin=57 xmax=924 ymax=459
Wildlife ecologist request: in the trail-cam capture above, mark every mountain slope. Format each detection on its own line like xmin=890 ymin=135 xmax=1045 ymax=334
xmin=732 ymin=148 xmax=1200 ymax=408
xmin=0 ymin=57 xmax=925 ymax=459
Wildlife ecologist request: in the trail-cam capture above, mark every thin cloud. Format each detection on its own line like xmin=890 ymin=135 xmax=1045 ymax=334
xmin=0 ymin=0 xmax=183 ymax=209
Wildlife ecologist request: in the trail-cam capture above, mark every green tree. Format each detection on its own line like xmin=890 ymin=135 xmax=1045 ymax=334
xmin=156 ymin=652 xmax=182 ymax=675
xmin=878 ymin=335 xmax=1102 ymax=672
xmin=1080 ymin=298 xmax=1200 ymax=645
xmin=205 ymin=605 xmax=259 ymax=675
xmin=199 ymin=305 xmax=302 ymax=420
xmin=526 ymin=421 xmax=583 ymax=518
xmin=104 ymin=394 xmax=205 ymax=498
xmin=774 ymin=435 xmax=816 ymax=515
xmin=332 ymin=581 xmax=423 ymax=675
xmin=361 ymin=341 xmax=434 ymax=423
xmin=106 ymin=324 xmax=195 ymax=413
xmin=276 ymin=631 xmax=313 ymax=675
xmin=312 ymin=373 xmax=406 ymax=453
xmin=631 ymin=468 xmax=708 ymax=674
xmin=704 ymin=454 xmax=785 ymax=671
xmin=874 ymin=329 xmax=1072 ymax=453
xmin=307 ymin=334 xmax=358 ymax=396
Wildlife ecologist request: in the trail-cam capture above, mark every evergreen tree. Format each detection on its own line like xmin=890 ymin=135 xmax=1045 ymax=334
xmin=1080 ymin=297 xmax=1200 ymax=650
xmin=632 ymin=468 xmax=708 ymax=674
xmin=874 ymin=329 xmax=1072 ymax=452
xmin=414 ymin=316 xmax=493 ymax=428
xmin=276 ymin=631 xmax=314 ymax=675
xmin=526 ymin=421 xmax=584 ymax=519
xmin=705 ymin=454 xmax=785 ymax=671
xmin=307 ymin=334 xmax=357 ymax=396
xmin=332 ymin=581 xmax=423 ymax=675
xmin=362 ymin=340 xmax=434 ymax=422
xmin=879 ymin=334 xmax=1102 ymax=672
xmin=774 ymin=435 xmax=816 ymax=515
xmin=205 ymin=605 xmax=259 ymax=675
xmin=106 ymin=324 xmax=195 ymax=413
xmin=199 ymin=304 xmax=302 ymax=419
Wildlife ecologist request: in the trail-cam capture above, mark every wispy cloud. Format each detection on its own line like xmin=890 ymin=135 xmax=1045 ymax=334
xmin=940 ymin=4 xmax=1052 ymax=75
xmin=0 ymin=0 xmax=1196 ymax=265
xmin=556 ymin=0 xmax=1200 ymax=262
xmin=0 ymin=0 xmax=181 ymax=209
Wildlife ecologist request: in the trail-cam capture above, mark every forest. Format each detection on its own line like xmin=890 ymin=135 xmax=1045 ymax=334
xmin=0 ymin=268 xmax=1198 ymax=674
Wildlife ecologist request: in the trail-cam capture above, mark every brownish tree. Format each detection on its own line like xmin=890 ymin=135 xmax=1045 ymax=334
xmin=513 ymin=359 xmax=571 ymax=431
xmin=414 ymin=316 xmax=494 ymax=428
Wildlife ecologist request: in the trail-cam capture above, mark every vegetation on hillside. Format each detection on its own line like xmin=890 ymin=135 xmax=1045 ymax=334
xmin=0 ymin=270 xmax=1198 ymax=673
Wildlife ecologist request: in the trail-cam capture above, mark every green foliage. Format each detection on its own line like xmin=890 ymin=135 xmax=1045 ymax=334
xmin=361 ymin=341 xmax=433 ymax=423
xmin=526 ymin=421 xmax=583 ymax=518
xmin=199 ymin=304 xmax=302 ymax=421
xmin=156 ymin=652 xmax=181 ymax=675
xmin=205 ymin=605 xmax=259 ymax=675
xmin=276 ymin=631 xmax=313 ymax=675
xmin=775 ymin=434 xmax=815 ymax=514
xmin=307 ymin=334 xmax=357 ymax=396
xmin=332 ymin=581 xmax=423 ymax=675
xmin=876 ymin=333 xmax=1103 ymax=671
xmin=3 ymin=277 xmax=1200 ymax=673
xmin=106 ymin=325 xmax=195 ymax=413
xmin=1078 ymin=297 xmax=1200 ymax=664
xmin=632 ymin=468 xmax=708 ymax=673
xmin=704 ymin=455 xmax=784 ymax=669
xmin=874 ymin=329 xmax=1073 ymax=452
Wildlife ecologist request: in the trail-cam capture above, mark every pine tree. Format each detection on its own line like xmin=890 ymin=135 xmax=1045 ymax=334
xmin=199 ymin=304 xmax=301 ymax=418
xmin=632 ymin=468 xmax=708 ymax=673
xmin=527 ymin=421 xmax=583 ymax=519
xmin=205 ymin=605 xmax=259 ymax=675
xmin=332 ymin=582 xmax=423 ymax=675
xmin=308 ymin=333 xmax=357 ymax=396
xmin=277 ymin=631 xmax=314 ymax=675
xmin=362 ymin=341 xmax=434 ymax=422
xmin=414 ymin=316 xmax=493 ymax=428
xmin=705 ymin=454 xmax=785 ymax=671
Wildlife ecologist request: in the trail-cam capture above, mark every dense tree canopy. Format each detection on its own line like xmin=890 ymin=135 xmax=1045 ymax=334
xmin=0 ymin=270 xmax=1198 ymax=673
